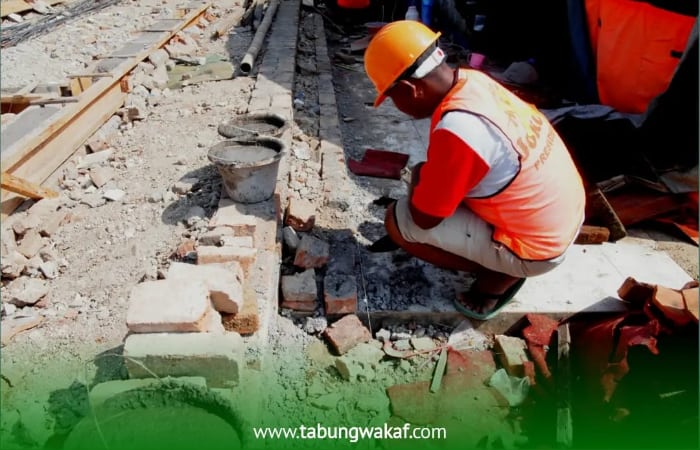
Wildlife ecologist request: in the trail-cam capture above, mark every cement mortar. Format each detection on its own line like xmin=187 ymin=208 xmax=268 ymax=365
xmin=62 ymin=380 xmax=243 ymax=450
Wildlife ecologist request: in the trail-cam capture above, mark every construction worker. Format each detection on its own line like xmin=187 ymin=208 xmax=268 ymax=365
xmin=364 ymin=21 xmax=586 ymax=320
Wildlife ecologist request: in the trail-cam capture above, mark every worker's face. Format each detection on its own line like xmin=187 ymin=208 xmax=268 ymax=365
xmin=386 ymin=79 xmax=435 ymax=119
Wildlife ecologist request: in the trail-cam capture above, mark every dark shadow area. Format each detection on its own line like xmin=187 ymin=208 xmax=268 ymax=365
xmin=161 ymin=164 xmax=223 ymax=225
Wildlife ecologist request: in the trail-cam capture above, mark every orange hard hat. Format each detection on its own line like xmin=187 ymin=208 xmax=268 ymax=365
xmin=364 ymin=20 xmax=441 ymax=107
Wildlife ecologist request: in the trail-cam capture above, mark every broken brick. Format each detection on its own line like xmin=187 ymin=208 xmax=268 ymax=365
xmin=196 ymin=246 xmax=256 ymax=273
xmin=652 ymin=285 xmax=692 ymax=326
xmin=167 ymin=262 xmax=243 ymax=314
xmin=38 ymin=210 xmax=68 ymax=237
xmin=323 ymin=314 xmax=371 ymax=355
xmin=174 ymin=239 xmax=196 ymax=260
xmin=126 ymin=279 xmax=212 ymax=333
xmin=222 ymin=285 xmax=260 ymax=335
xmin=17 ymin=230 xmax=45 ymax=259
xmin=198 ymin=227 xmax=236 ymax=246
xmin=617 ymin=277 xmax=656 ymax=305
xmin=494 ymin=335 xmax=530 ymax=378
xmin=285 ymin=198 xmax=316 ymax=232
xmin=208 ymin=198 xmax=257 ymax=236
xmin=281 ymin=269 xmax=317 ymax=303
xmin=324 ymin=274 xmax=357 ymax=315
xmin=574 ymin=225 xmax=610 ymax=245
xmin=446 ymin=349 xmax=497 ymax=386
xmin=293 ymin=235 xmax=329 ymax=269
xmin=387 ymin=374 xmax=506 ymax=425
xmin=682 ymin=287 xmax=699 ymax=322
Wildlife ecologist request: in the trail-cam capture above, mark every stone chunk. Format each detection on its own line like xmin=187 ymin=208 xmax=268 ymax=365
xmin=126 ymin=279 xmax=212 ymax=333
xmin=17 ymin=230 xmax=46 ymax=259
xmin=167 ymin=262 xmax=243 ymax=313
xmin=294 ymin=235 xmax=329 ymax=269
xmin=123 ymin=332 xmax=244 ymax=387
xmin=4 ymin=277 xmax=49 ymax=307
xmin=221 ymin=286 xmax=260 ymax=335
xmin=324 ymin=274 xmax=357 ymax=315
xmin=285 ymin=198 xmax=316 ymax=231
xmin=323 ymin=314 xmax=371 ymax=355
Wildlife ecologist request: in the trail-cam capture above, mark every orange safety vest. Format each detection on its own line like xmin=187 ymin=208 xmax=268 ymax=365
xmin=431 ymin=69 xmax=586 ymax=261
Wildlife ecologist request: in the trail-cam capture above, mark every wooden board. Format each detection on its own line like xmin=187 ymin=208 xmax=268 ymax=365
xmin=1 ymin=0 xmax=65 ymax=17
xmin=1 ymin=3 xmax=211 ymax=216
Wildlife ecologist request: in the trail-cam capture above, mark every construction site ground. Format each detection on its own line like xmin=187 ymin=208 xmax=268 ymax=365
xmin=0 ymin=1 xmax=698 ymax=449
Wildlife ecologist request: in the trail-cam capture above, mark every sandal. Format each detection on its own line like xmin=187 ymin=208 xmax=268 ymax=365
xmin=454 ymin=278 xmax=526 ymax=320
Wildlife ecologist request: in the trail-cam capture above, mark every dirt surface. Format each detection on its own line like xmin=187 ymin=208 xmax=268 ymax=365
xmin=0 ymin=1 xmax=697 ymax=449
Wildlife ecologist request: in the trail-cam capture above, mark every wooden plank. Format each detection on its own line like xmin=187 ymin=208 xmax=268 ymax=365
xmin=1 ymin=2 xmax=211 ymax=174
xmin=429 ymin=347 xmax=448 ymax=393
xmin=1 ymin=172 xmax=58 ymax=199
xmin=1 ymin=0 xmax=62 ymax=17
xmin=1 ymin=82 xmax=126 ymax=215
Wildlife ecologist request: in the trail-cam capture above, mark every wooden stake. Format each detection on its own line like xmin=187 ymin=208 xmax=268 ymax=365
xmin=1 ymin=172 xmax=59 ymax=199
xmin=429 ymin=347 xmax=448 ymax=393
xmin=556 ymin=323 xmax=573 ymax=447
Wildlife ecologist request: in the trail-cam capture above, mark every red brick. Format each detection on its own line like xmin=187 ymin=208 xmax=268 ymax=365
xmin=617 ymin=277 xmax=656 ymax=305
xmin=446 ymin=349 xmax=497 ymax=386
xmin=126 ymin=279 xmax=212 ymax=333
xmin=324 ymin=274 xmax=357 ymax=315
xmin=222 ymin=285 xmax=260 ymax=335
xmin=322 ymin=314 xmax=371 ymax=355
xmin=653 ymin=285 xmax=692 ymax=326
xmin=285 ymin=198 xmax=316 ymax=232
xmin=293 ymin=235 xmax=329 ymax=269
xmin=280 ymin=300 xmax=317 ymax=312
xmin=387 ymin=375 xmax=506 ymax=425
xmin=196 ymin=245 xmax=256 ymax=272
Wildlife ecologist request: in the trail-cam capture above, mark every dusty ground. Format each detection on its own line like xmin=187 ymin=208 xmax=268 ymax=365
xmin=0 ymin=1 xmax=698 ymax=448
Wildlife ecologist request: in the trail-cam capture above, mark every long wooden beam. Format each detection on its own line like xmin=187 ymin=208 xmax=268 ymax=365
xmin=1 ymin=2 xmax=211 ymax=216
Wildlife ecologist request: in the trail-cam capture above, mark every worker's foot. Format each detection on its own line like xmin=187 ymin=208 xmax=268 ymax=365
xmin=454 ymin=278 xmax=526 ymax=320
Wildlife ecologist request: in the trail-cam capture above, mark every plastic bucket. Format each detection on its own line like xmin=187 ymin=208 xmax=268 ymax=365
xmin=208 ymin=136 xmax=287 ymax=204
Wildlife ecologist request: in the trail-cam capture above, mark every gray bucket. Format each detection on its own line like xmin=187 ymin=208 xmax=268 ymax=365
xmin=208 ymin=136 xmax=286 ymax=204
xmin=217 ymin=112 xmax=288 ymax=140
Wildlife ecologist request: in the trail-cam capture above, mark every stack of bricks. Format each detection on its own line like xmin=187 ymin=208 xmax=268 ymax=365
xmin=122 ymin=193 xmax=279 ymax=387
xmin=280 ymin=198 xmax=358 ymax=316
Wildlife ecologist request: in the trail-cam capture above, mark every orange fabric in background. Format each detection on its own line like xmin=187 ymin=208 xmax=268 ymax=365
xmin=594 ymin=0 xmax=694 ymax=113
xmin=585 ymin=0 xmax=601 ymax=56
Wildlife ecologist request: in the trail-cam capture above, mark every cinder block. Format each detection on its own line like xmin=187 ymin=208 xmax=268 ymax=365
xmin=196 ymin=246 xmax=257 ymax=273
xmin=324 ymin=274 xmax=357 ymax=315
xmin=126 ymin=279 xmax=212 ymax=333
xmin=167 ymin=262 xmax=243 ymax=314
xmin=322 ymin=314 xmax=371 ymax=355
xmin=123 ymin=332 xmax=244 ymax=387
xmin=293 ymin=235 xmax=329 ymax=269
